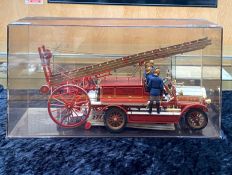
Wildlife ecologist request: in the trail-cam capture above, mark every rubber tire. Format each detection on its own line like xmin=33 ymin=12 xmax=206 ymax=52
xmin=104 ymin=108 xmax=127 ymax=133
xmin=185 ymin=109 xmax=208 ymax=130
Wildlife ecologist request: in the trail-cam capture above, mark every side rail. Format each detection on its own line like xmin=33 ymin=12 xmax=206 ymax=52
xmin=38 ymin=46 xmax=53 ymax=93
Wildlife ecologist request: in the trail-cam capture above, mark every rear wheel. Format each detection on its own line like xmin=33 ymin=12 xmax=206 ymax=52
xmin=104 ymin=108 xmax=127 ymax=133
xmin=185 ymin=109 xmax=208 ymax=130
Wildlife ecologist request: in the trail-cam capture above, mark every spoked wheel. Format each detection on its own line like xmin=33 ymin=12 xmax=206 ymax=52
xmin=104 ymin=108 xmax=127 ymax=133
xmin=48 ymin=84 xmax=91 ymax=128
xmin=185 ymin=109 xmax=208 ymax=130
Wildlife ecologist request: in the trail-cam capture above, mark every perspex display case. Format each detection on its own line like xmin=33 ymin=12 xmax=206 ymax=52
xmin=7 ymin=17 xmax=222 ymax=138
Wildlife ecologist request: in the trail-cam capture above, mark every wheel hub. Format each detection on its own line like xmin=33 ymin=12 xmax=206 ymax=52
xmin=191 ymin=114 xmax=201 ymax=124
xmin=112 ymin=115 xmax=119 ymax=122
xmin=66 ymin=103 xmax=73 ymax=109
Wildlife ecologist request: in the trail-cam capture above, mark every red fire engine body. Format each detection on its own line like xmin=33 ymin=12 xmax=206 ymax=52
xmin=38 ymin=37 xmax=211 ymax=133
xmin=89 ymin=76 xmax=209 ymax=132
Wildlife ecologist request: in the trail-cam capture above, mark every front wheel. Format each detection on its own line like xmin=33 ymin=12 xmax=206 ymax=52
xmin=104 ymin=108 xmax=127 ymax=133
xmin=185 ymin=109 xmax=208 ymax=130
xmin=48 ymin=84 xmax=91 ymax=128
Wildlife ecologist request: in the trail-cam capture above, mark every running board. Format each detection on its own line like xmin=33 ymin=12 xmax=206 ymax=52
xmin=127 ymin=123 xmax=175 ymax=130
xmin=88 ymin=120 xmax=175 ymax=131
xmin=129 ymin=107 xmax=181 ymax=112
xmin=127 ymin=111 xmax=181 ymax=116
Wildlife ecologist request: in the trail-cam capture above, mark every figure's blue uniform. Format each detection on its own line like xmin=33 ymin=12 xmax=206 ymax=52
xmin=148 ymin=75 xmax=164 ymax=96
xmin=146 ymin=73 xmax=154 ymax=84
xmin=144 ymin=70 xmax=154 ymax=92
xmin=147 ymin=74 xmax=164 ymax=114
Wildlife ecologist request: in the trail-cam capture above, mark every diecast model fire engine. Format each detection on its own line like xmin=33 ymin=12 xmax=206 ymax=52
xmin=38 ymin=37 xmax=211 ymax=133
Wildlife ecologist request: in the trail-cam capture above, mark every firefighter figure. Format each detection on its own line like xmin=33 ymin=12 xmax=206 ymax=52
xmin=144 ymin=66 xmax=154 ymax=89
xmin=144 ymin=60 xmax=156 ymax=92
xmin=147 ymin=68 xmax=164 ymax=114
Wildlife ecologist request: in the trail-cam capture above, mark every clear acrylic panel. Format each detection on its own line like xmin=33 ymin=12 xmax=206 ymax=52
xmin=7 ymin=17 xmax=222 ymax=138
